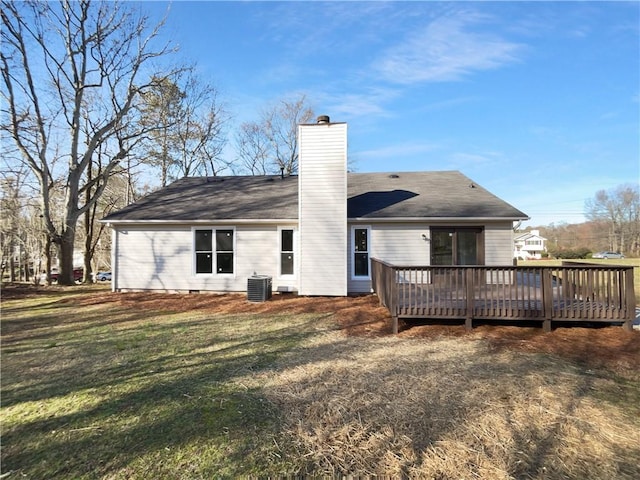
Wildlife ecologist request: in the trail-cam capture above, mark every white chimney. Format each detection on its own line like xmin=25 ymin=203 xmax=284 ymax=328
xmin=297 ymin=116 xmax=348 ymax=296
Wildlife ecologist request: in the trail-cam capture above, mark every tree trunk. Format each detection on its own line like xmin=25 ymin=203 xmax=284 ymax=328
xmin=56 ymin=228 xmax=76 ymax=286
xmin=83 ymin=173 xmax=94 ymax=284
xmin=9 ymin=241 xmax=15 ymax=282
xmin=83 ymin=204 xmax=97 ymax=284
xmin=83 ymin=240 xmax=93 ymax=283
xmin=44 ymin=234 xmax=52 ymax=285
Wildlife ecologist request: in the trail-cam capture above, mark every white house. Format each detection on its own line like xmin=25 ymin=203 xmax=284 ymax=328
xmin=514 ymin=229 xmax=547 ymax=260
xmin=102 ymin=116 xmax=529 ymax=295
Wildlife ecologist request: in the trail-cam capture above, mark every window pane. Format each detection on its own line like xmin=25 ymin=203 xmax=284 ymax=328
xmin=457 ymin=230 xmax=478 ymax=265
xmin=281 ymin=253 xmax=294 ymax=275
xmin=195 ymin=230 xmax=212 ymax=251
xmin=355 ymin=229 xmax=368 ymax=252
xmin=216 ymin=230 xmax=233 ymax=252
xmin=354 ymin=252 xmax=369 ymax=276
xmin=217 ymin=253 xmax=233 ymax=273
xmin=431 ymin=229 xmax=453 ymax=265
xmin=281 ymin=229 xmax=293 ymax=252
xmin=196 ymin=253 xmax=212 ymax=273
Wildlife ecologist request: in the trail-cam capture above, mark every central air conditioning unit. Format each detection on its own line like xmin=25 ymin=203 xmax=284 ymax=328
xmin=247 ymin=275 xmax=272 ymax=302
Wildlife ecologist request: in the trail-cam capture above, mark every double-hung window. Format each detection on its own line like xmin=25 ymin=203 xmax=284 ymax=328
xmin=280 ymin=228 xmax=295 ymax=276
xmin=194 ymin=228 xmax=234 ymax=274
xmin=352 ymin=226 xmax=370 ymax=278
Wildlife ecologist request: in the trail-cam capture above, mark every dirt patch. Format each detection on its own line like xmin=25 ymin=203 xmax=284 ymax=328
xmin=3 ymin=284 xmax=638 ymax=375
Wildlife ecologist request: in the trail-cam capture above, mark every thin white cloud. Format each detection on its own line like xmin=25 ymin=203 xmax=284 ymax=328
xmin=356 ymin=142 xmax=441 ymax=160
xmin=449 ymin=151 xmax=503 ymax=169
xmin=318 ymin=87 xmax=401 ymax=119
xmin=374 ymin=12 xmax=524 ymax=85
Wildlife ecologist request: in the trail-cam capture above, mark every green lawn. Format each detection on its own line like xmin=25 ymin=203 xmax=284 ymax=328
xmin=2 ymin=287 xmax=639 ymax=478
xmin=1 ymin=289 xmax=316 ymax=478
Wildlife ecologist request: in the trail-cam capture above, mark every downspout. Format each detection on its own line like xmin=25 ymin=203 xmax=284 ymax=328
xmin=110 ymin=224 xmax=117 ymax=292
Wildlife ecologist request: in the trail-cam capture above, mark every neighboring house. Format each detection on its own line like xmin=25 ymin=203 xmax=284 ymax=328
xmin=514 ymin=229 xmax=547 ymax=260
xmin=102 ymin=116 xmax=529 ymax=295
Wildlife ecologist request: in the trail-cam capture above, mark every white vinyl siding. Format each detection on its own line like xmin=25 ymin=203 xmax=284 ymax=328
xmin=112 ymin=224 xmax=298 ymax=292
xmin=348 ymin=223 xmax=429 ymax=293
xmin=346 ymin=222 xmax=514 ymax=293
xmin=111 ymin=221 xmax=514 ymax=294
xmin=298 ymin=122 xmax=347 ymax=296
xmin=484 ymin=223 xmax=515 ymax=265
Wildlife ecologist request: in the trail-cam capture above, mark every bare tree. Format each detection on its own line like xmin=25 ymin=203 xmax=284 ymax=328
xmin=235 ymin=94 xmax=314 ymax=175
xmin=140 ymin=71 xmax=229 ymax=184
xmin=1 ymin=0 xmax=179 ymax=285
xmin=235 ymin=122 xmax=271 ymax=175
xmin=0 ymin=168 xmax=47 ymax=283
xmin=80 ymin=140 xmax=128 ymax=283
xmin=585 ymin=183 xmax=640 ymax=256
xmin=138 ymin=76 xmax=185 ymax=187
xmin=173 ymin=74 xmax=229 ymax=178
xmin=0 ymin=175 xmax=22 ymax=282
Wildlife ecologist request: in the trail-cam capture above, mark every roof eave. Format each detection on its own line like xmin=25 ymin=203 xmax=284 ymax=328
xmin=102 ymin=215 xmax=529 ymax=225
xmin=101 ymin=218 xmax=299 ymax=225
xmin=348 ymin=216 xmax=530 ymax=222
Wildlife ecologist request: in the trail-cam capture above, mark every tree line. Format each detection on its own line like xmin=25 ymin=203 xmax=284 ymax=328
xmin=1 ymin=0 xmax=314 ymax=285
xmin=528 ymin=183 xmax=640 ymax=259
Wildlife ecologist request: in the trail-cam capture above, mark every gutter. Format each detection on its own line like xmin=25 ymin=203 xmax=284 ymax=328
xmin=102 ymin=216 xmax=530 ymax=227
xmin=348 ymin=216 xmax=530 ymax=223
xmin=101 ymin=218 xmax=299 ymax=226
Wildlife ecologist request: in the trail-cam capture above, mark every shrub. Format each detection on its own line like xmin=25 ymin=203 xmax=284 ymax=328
xmin=551 ymin=247 xmax=591 ymax=259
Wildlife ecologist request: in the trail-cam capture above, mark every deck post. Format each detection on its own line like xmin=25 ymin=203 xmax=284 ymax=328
xmin=465 ymin=268 xmax=474 ymax=331
xmin=542 ymin=269 xmax=553 ymax=333
xmin=392 ymin=316 xmax=399 ymax=334
xmin=623 ymin=268 xmax=635 ymax=332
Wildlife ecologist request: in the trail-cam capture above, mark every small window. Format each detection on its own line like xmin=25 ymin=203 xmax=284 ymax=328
xmin=216 ymin=230 xmax=234 ymax=274
xmin=195 ymin=230 xmax=213 ymax=274
xmin=280 ymin=229 xmax=294 ymax=276
xmin=194 ymin=228 xmax=234 ymax=275
xmin=353 ymin=227 xmax=370 ymax=278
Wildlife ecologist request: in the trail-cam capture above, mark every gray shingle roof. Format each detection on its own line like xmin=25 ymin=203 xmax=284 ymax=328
xmin=348 ymin=171 xmax=527 ymax=219
xmin=102 ymin=171 xmax=528 ymax=222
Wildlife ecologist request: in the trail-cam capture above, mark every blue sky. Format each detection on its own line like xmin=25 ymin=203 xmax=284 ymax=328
xmin=143 ymin=1 xmax=639 ymax=227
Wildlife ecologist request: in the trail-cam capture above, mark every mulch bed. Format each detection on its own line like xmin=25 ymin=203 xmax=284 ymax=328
xmin=3 ymin=283 xmax=638 ymax=375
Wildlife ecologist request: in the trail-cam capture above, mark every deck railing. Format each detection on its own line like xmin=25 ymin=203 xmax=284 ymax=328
xmin=370 ymin=258 xmax=636 ymax=333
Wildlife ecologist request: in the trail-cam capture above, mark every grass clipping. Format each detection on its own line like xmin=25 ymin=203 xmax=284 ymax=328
xmin=260 ymin=332 xmax=640 ymax=478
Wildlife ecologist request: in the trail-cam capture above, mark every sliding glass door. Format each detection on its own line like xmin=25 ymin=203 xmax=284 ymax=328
xmin=431 ymin=227 xmax=484 ymax=266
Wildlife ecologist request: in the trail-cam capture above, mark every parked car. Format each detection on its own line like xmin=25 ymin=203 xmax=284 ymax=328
xmin=96 ymin=271 xmax=112 ymax=281
xmin=592 ymin=251 xmax=625 ymax=259
xmin=45 ymin=268 xmax=84 ymax=282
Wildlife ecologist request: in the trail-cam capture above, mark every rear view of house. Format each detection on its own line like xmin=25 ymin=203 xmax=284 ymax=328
xmin=102 ymin=116 xmax=529 ymax=295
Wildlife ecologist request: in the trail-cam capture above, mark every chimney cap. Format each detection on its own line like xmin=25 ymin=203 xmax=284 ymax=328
xmin=316 ymin=115 xmax=330 ymax=124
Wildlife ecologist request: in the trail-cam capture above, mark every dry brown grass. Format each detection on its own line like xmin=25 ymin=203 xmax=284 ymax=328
xmin=3 ymin=284 xmax=639 ymax=478
xmin=258 ymin=332 xmax=639 ymax=478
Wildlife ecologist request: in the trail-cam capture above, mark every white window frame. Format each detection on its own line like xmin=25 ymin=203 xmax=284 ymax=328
xmin=351 ymin=225 xmax=371 ymax=280
xmin=277 ymin=226 xmax=297 ymax=279
xmin=192 ymin=226 xmax=236 ymax=277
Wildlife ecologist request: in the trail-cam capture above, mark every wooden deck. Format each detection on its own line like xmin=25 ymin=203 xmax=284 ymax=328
xmin=371 ymin=259 xmax=636 ymax=334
